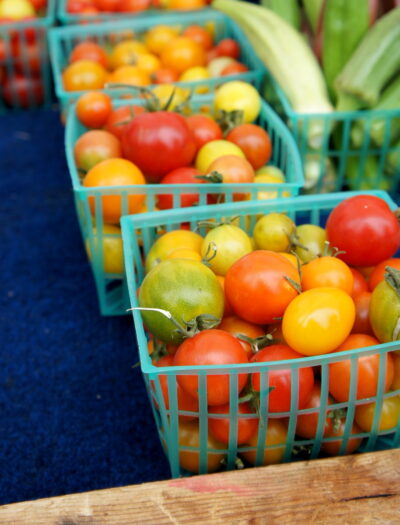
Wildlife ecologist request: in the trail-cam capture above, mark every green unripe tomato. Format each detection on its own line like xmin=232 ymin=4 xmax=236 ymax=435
xmin=139 ymin=259 xmax=224 ymax=344
xmin=294 ymin=224 xmax=327 ymax=263
xmin=201 ymin=224 xmax=253 ymax=276
xmin=253 ymin=213 xmax=296 ymax=252
xmin=369 ymin=269 xmax=400 ymax=343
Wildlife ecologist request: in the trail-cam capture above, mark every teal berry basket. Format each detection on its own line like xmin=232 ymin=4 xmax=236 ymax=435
xmin=121 ymin=190 xmax=400 ymax=478
xmin=49 ymin=9 xmax=266 ymax=114
xmin=66 ymin=94 xmax=303 ymax=316
xmin=264 ymin=72 xmax=400 ymax=198
xmin=57 ymin=0 xmax=210 ymax=25
xmin=0 ymin=0 xmax=56 ymax=111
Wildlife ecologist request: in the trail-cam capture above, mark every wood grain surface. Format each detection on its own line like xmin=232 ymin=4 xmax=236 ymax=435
xmin=2 ymin=449 xmax=400 ymax=525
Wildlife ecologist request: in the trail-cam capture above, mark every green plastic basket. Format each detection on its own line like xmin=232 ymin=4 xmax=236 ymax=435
xmin=264 ymin=72 xmax=400 ymax=198
xmin=66 ymin=94 xmax=303 ymax=316
xmin=0 ymin=0 xmax=56 ymax=111
xmin=57 ymin=0 xmax=209 ymax=25
xmin=121 ymin=190 xmax=400 ymax=478
xmin=49 ymin=9 xmax=266 ymax=114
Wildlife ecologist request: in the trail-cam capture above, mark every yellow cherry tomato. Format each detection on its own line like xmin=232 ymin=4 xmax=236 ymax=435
xmin=135 ymin=53 xmax=161 ymax=75
xmin=86 ymin=224 xmax=123 ymax=274
xmin=166 ymin=249 xmax=202 ymax=262
xmin=282 ymin=287 xmax=356 ymax=356
xmin=355 ymin=396 xmax=400 ymax=432
xmin=109 ymin=40 xmax=148 ymax=70
xmin=195 ymin=139 xmax=244 ymax=173
xmin=251 ymin=173 xmax=290 ymax=200
xmin=200 ymin=224 xmax=253 ymax=276
xmin=214 ymin=81 xmax=261 ymax=123
xmin=144 ymin=25 xmax=180 ymax=56
xmin=151 ymin=84 xmax=190 ymax=110
xmin=145 ymin=229 xmax=203 ymax=273
xmin=179 ymin=66 xmax=210 ymax=94
xmin=255 ymin=166 xmax=285 ymax=180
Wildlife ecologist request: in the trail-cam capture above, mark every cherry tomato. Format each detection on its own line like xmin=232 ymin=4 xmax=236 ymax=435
xmin=139 ymin=261 xmax=224 ymax=345
xmin=195 ymin=139 xmax=244 ymax=173
xmin=391 ymin=353 xmax=400 ymax=391
xmin=94 ymin=0 xmax=121 ymax=9
xmin=83 ymin=158 xmax=146 ymax=223
xmin=108 ymin=65 xmax=150 ymax=86
xmin=355 ymin=396 xmax=400 ymax=432
xmin=182 ymin=25 xmax=213 ymax=50
xmin=104 ymin=104 xmax=144 ymax=139
xmin=85 ymin=224 xmax=123 ymax=274
xmin=282 ymin=288 xmax=355 ymax=356
xmin=294 ymin=224 xmax=327 ymax=263
xmin=214 ymin=81 xmax=261 ymax=124
xmin=151 ymin=67 xmax=179 ymax=84
xmin=216 ymin=275 xmax=234 ymax=317
xmin=153 ymin=355 xmax=199 ymax=421
xmin=301 ymin=256 xmax=354 ymax=295
xmin=218 ymin=316 xmax=264 ymax=355
xmin=144 ymin=25 xmax=179 ymax=55
xmin=351 ymin=292 xmax=373 ymax=335
xmin=186 ymin=114 xmax=223 ymax=151
xmin=200 ymin=224 xmax=253 ymax=276
xmin=326 ymin=195 xmax=400 ymax=267
xmin=369 ymin=258 xmax=400 ymax=291
xmin=109 ymin=40 xmax=147 ymax=70
xmin=226 ymin=123 xmax=272 ymax=170
xmin=215 ymin=38 xmax=240 ymax=59
xmin=328 ymin=334 xmax=394 ymax=402
xmin=144 ymin=229 xmax=203 ymax=273
xmin=240 ymin=418 xmax=288 ymax=466
xmin=121 ymin=111 xmax=196 ymax=182
xmin=177 ymin=420 xmax=225 ymax=474
xmin=321 ymin=421 xmax=363 ymax=456
xmin=208 ymin=402 xmax=258 ymax=445
xmin=69 ymin=41 xmax=109 ymax=68
xmin=119 ymin=0 xmax=151 ymax=10
xmin=173 ymin=329 xmax=249 ymax=406
xmin=160 ymin=37 xmax=206 ymax=74
xmin=253 ymin=213 xmax=296 ymax=252
xmin=74 ymin=129 xmax=121 ymax=172
xmin=295 ymin=382 xmax=336 ymax=439
xmin=250 ymin=344 xmax=314 ymax=412
xmin=221 ymin=62 xmax=249 ymax=76
xmin=207 ymin=155 xmax=255 ymax=201
xmin=76 ymin=91 xmax=112 ymax=128
xmin=63 ymin=60 xmax=107 ymax=92
xmin=157 ymin=167 xmax=203 ymax=210
xmin=225 ymin=251 xmax=301 ymax=325
xmin=350 ymin=267 xmax=369 ymax=298
xmin=167 ymin=0 xmax=206 ymax=10
xmin=369 ymin=268 xmax=400 ymax=343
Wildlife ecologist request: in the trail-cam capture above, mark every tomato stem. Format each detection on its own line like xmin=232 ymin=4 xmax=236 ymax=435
xmin=385 ymin=266 xmax=400 ymax=297
xmin=216 ymin=108 xmax=244 ymax=135
xmin=236 ymin=332 xmax=276 ymax=353
xmin=284 ymin=275 xmax=302 ymax=294
xmin=195 ymin=171 xmax=224 ymax=184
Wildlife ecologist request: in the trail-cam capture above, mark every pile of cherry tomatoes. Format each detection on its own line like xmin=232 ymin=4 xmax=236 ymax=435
xmin=0 ymin=0 xmax=49 ymax=108
xmin=66 ymin=0 xmax=209 ymax=16
xmin=134 ymin=193 xmax=400 ymax=473
xmin=63 ymin=23 xmax=250 ymax=93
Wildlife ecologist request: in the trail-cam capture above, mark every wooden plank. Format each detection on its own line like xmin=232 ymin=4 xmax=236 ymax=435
xmin=1 ymin=449 xmax=400 ymax=525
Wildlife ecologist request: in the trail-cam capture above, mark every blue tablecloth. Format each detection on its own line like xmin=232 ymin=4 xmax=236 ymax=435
xmin=0 ymin=107 xmax=171 ymax=505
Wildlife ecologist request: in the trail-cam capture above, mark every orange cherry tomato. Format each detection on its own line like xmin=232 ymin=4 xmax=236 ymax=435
xmin=69 ymin=41 xmax=109 ymax=69
xmin=74 ymin=129 xmax=122 ymax=172
xmin=168 ymin=0 xmax=206 ymax=8
xmin=109 ymin=40 xmax=148 ymax=70
xmin=221 ymin=62 xmax=248 ymax=76
xmin=76 ymin=91 xmax=112 ymax=128
xmin=301 ymin=256 xmax=354 ymax=295
xmin=329 ymin=334 xmax=394 ymax=402
xmin=119 ymin=0 xmax=151 ymax=11
xmin=63 ymin=60 xmax=107 ymax=92
xmin=369 ymin=258 xmax=400 ymax=291
xmin=321 ymin=422 xmax=363 ymax=456
xmin=83 ymin=158 xmax=146 ymax=224
xmin=108 ymin=65 xmax=150 ymax=86
xmin=161 ymin=37 xmax=206 ymax=74
xmin=94 ymin=0 xmax=122 ymax=10
xmin=218 ymin=315 xmax=265 ymax=355
xmin=207 ymin=154 xmax=254 ymax=201
xmin=151 ymin=67 xmax=179 ymax=84
xmin=144 ymin=25 xmax=179 ymax=55
xmin=216 ymin=275 xmax=234 ymax=316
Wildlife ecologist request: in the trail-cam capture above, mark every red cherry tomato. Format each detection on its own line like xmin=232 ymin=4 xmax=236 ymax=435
xmin=2 ymin=74 xmax=44 ymax=108
xmin=369 ymin=258 xmax=400 ymax=291
xmin=350 ymin=267 xmax=369 ymax=298
xmin=226 ymin=124 xmax=272 ymax=170
xmin=186 ymin=114 xmax=223 ymax=151
xmin=157 ymin=167 xmax=204 ymax=210
xmin=351 ymin=292 xmax=374 ymax=335
xmin=208 ymin=402 xmax=258 ymax=445
xmin=250 ymin=344 xmax=314 ymax=412
xmin=121 ymin=111 xmax=197 ymax=182
xmin=173 ymin=329 xmax=249 ymax=406
xmin=326 ymin=195 xmax=400 ymax=267
xmin=215 ymin=38 xmax=240 ymax=59
xmin=221 ymin=62 xmax=249 ymax=76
